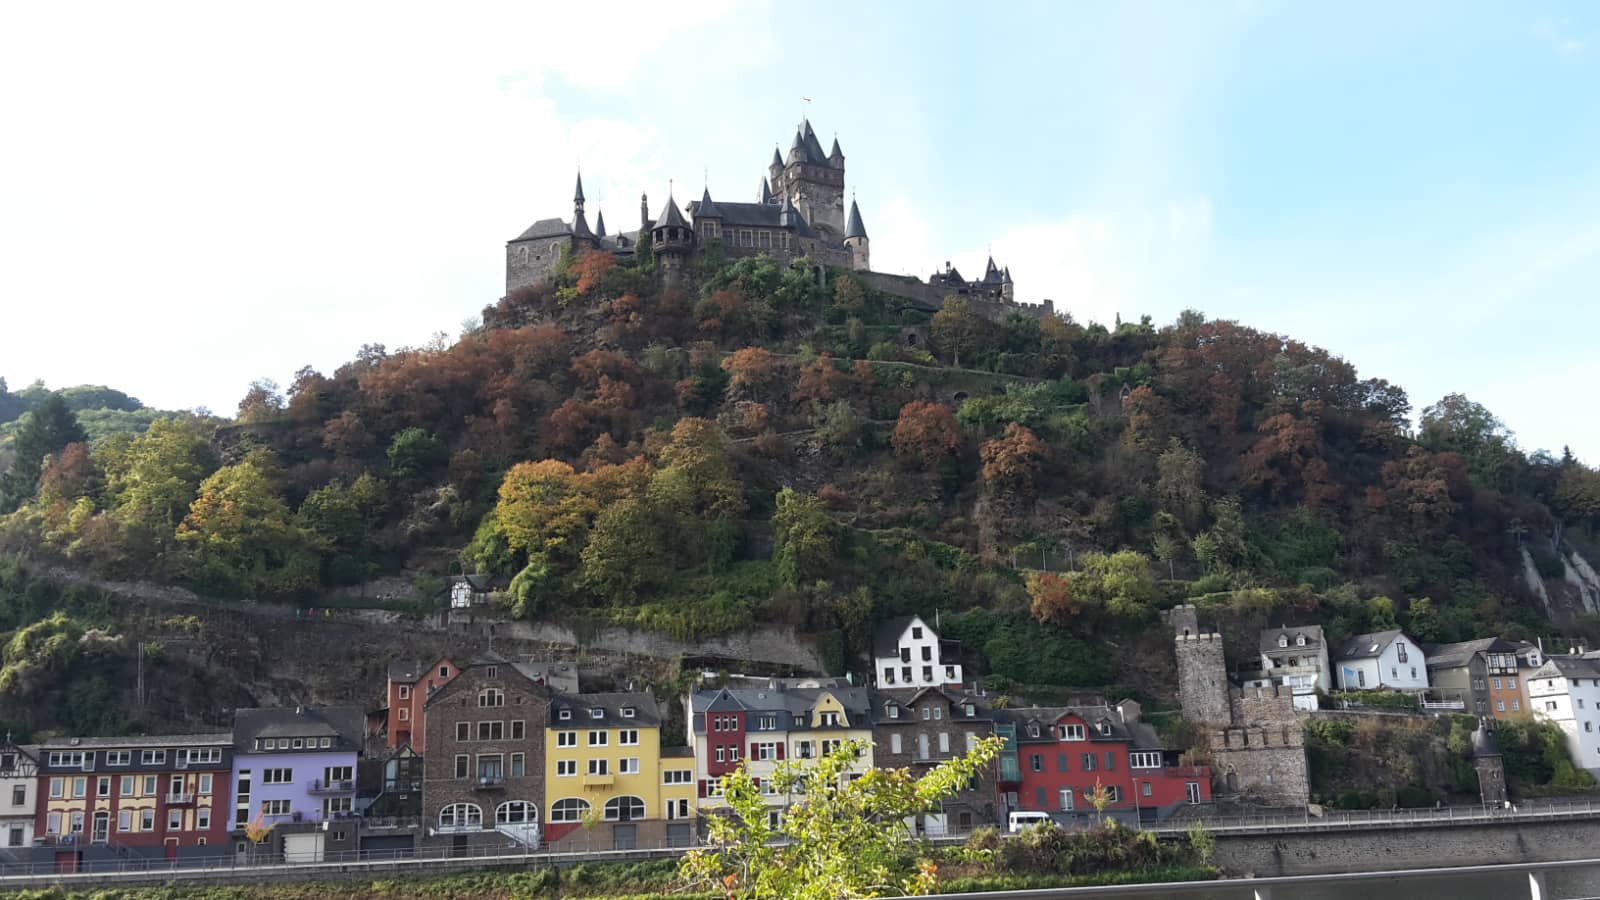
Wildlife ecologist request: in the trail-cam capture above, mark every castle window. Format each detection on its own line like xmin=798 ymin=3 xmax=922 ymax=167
xmin=740 ymin=230 xmax=753 ymax=247
xmin=782 ymin=233 xmax=791 ymax=250
xmin=759 ymin=231 xmax=772 ymax=249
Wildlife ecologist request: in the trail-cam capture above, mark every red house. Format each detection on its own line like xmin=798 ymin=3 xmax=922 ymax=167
xmin=1001 ymin=701 xmax=1209 ymax=826
xmin=384 ymin=657 xmax=459 ymax=752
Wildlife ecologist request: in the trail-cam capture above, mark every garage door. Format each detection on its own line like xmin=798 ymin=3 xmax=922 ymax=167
xmin=283 ymin=832 xmax=324 ymax=864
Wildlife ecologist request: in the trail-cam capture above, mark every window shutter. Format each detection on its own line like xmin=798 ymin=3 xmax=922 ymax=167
xmin=698 ymin=780 xmax=707 ymax=798
xmin=750 ymin=742 xmax=758 ymax=758
xmin=776 ymin=743 xmax=785 ymax=760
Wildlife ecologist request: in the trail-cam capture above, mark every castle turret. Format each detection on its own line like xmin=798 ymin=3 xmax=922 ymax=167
xmin=651 ymin=188 xmax=693 ymax=284
xmin=829 ymin=136 xmax=845 ymax=170
xmin=640 ymin=192 xmax=650 ymax=234
xmin=843 ymin=197 xmax=869 ymax=272
xmin=571 ymin=170 xmax=593 ymax=240
xmin=774 ymin=119 xmax=846 ymax=235
xmin=759 ymin=176 xmax=773 ymax=204
xmin=595 ymin=208 xmax=606 ymax=239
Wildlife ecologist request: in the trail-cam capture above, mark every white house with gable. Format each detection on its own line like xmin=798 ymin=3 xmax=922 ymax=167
xmin=1333 ymin=629 xmax=1429 ymax=691
xmin=1528 ymin=656 xmax=1600 ymax=777
xmin=873 ymin=616 xmax=962 ymax=689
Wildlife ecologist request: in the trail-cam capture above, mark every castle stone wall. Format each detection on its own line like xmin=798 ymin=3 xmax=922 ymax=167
xmin=1175 ymin=633 xmax=1231 ymax=726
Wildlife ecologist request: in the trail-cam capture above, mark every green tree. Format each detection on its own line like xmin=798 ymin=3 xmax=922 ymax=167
xmin=680 ymin=736 xmax=1002 ymax=899
xmin=0 ymin=394 xmax=88 ymax=512
xmin=931 ymin=297 xmax=988 ymax=369
xmin=386 ymin=427 xmax=444 ymax=479
xmin=579 ymin=497 xmax=663 ymax=603
xmin=1155 ymin=440 xmax=1207 ymax=530
xmin=177 ymin=457 xmax=321 ymax=597
xmin=772 ymin=488 xmax=838 ymax=588
xmin=99 ymin=417 xmax=217 ymax=530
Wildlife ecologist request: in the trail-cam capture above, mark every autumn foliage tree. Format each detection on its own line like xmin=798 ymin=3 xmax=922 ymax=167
xmin=891 ymin=401 xmax=962 ymax=470
xmin=979 ymin=424 xmax=1048 ymax=496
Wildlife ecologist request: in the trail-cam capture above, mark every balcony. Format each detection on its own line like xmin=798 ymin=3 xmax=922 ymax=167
xmin=471 ymin=776 xmax=506 ymax=791
xmin=165 ymin=792 xmax=196 ymax=805
xmin=582 ymin=772 xmax=615 ymax=788
xmin=307 ymin=779 xmax=355 ymax=794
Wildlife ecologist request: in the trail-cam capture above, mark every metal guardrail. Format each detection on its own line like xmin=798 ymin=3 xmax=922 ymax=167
xmin=6 ymin=797 xmax=1600 ymax=887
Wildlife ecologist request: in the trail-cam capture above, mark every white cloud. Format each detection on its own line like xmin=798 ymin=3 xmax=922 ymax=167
xmin=0 ymin=1 xmax=776 ymax=412
xmin=1534 ymin=18 xmax=1587 ymax=57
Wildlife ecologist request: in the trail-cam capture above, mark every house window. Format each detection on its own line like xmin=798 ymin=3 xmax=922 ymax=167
xmin=559 ymin=709 xmax=572 ymax=721
xmin=1513 ymin=699 xmax=1521 ymax=711
xmin=620 ymin=729 xmax=640 ymax=745
xmin=71 ymin=777 xmax=86 ymax=798
xmin=1142 ymin=781 xmax=1153 ymax=797
xmin=1104 ymin=752 xmax=1116 ymax=771
xmin=439 ymin=803 xmax=482 ymax=829
xmin=510 ymin=753 xmax=525 ymax=778
xmin=902 ymin=666 xmax=912 ymax=683
xmin=1130 ymin=751 xmax=1163 ymax=769
xmin=922 ymin=666 xmax=934 ymax=682
xmin=1278 ymin=635 xmax=1288 ymax=648
xmin=477 ymin=755 xmax=504 ymax=783
xmin=1297 ymin=635 xmax=1307 ymax=647
xmin=883 ymin=669 xmax=896 ymax=685
xmin=199 ymin=774 xmax=212 ymax=795
xmin=620 ymin=758 xmax=641 ymax=775
xmin=398 ymin=685 xmax=411 ymax=700
xmin=141 ymin=809 xmax=155 ymax=830
xmin=820 ymin=712 xmax=841 ymax=727
xmin=12 ymin=784 xmax=24 ymax=806
xmin=1030 ymin=754 xmax=1043 ymax=772
xmin=260 ymin=800 xmax=290 ymax=817
xmin=1027 ymin=724 xmax=1040 ymax=738
xmin=292 ymin=739 xmax=304 ymax=750
xmin=399 ymin=708 xmax=410 ymax=722
xmin=456 ymin=723 xmax=470 ymax=742
xmin=588 ymin=758 xmax=609 ymax=776
xmin=143 ymin=775 xmax=157 ymax=795
xmin=97 ymin=777 xmax=110 ymax=797
xmin=1548 ymin=701 xmax=1559 ymax=711
xmin=168 ymin=810 xmax=183 ymax=830
xmin=1493 ymin=678 xmax=1503 ymax=690
xmin=557 ymin=731 xmax=577 ymax=748
xmin=118 ymin=810 xmax=132 ymax=832
xmin=262 ymin=768 xmax=292 ymax=785
xmin=588 ymin=731 xmax=608 ymax=747
xmin=887 ymin=705 xmax=900 ymax=719
xmin=550 ymin=798 xmax=590 ymax=823
xmin=1358 ymin=670 xmax=1366 ymax=687
xmin=890 ymin=734 xmax=903 ymax=754
xmin=107 ymin=751 xmax=130 ymax=766
xmin=477 ymin=721 xmax=505 ymax=741
xmin=1186 ymin=782 xmax=1202 ymax=803
xmin=1061 ymin=724 xmax=1085 ymax=741
xmin=479 ymin=689 xmax=504 ymax=708
xmin=485 ymin=665 xmax=498 ymax=679
xmin=454 ymin=755 xmax=469 ymax=779
xmin=557 ymin=759 xmax=577 ymax=776
xmin=48 ymin=778 xmax=62 ymax=799
xmin=496 ymin=801 xmax=536 ymax=825
xmin=1081 ymin=753 xmax=1096 ymax=772
xmin=1411 ymin=667 xmax=1418 ymax=679
xmin=141 ymin=750 xmax=166 ymax=765
xmin=1104 ymin=786 xmax=1121 ymax=803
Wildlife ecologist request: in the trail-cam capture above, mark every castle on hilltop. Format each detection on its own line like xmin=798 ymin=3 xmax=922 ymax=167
xmin=505 ymin=120 xmax=1048 ymax=320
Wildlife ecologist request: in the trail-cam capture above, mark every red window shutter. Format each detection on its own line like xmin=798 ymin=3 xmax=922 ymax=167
xmin=698 ymin=780 xmax=707 ymax=798
xmin=776 ymin=743 xmax=786 ymax=760
xmin=750 ymin=742 xmax=758 ymax=758
xmin=752 ymin=777 xmax=760 ymax=788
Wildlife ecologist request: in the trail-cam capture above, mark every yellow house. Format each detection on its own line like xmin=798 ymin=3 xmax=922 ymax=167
xmin=544 ymin=692 xmax=694 ymax=851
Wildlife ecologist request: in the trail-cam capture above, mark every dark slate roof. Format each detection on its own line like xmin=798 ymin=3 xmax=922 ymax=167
xmin=233 ymin=706 xmax=365 ymax=753
xmin=801 ymin=119 xmax=828 ymax=163
xmin=687 ymin=198 xmax=820 ymax=240
xmin=513 ymin=218 xmax=571 ymax=242
xmin=698 ymin=186 xmax=717 ymax=218
xmin=1260 ymin=625 xmax=1326 ymax=655
xmin=1425 ymin=637 xmax=1515 ymax=671
xmin=771 ymin=146 xmax=783 ymax=168
xmin=513 ymin=660 xmax=580 ymax=694
xmin=688 ymin=682 xmax=871 ymax=735
xmin=653 ymin=194 xmax=688 ymax=230
xmin=573 ymin=172 xmax=585 ymax=203
xmin=595 ymin=209 xmax=607 ymax=238
xmin=759 ymin=177 xmax=772 ymax=204
xmin=872 ymin=616 xmax=919 ymax=656
xmin=829 ymin=137 xmax=843 ymax=159
xmin=1532 ymin=656 xmax=1600 ymax=680
xmin=40 ymin=733 xmax=232 ymax=750
xmin=983 ymin=256 xmax=1002 ymax=283
xmin=572 ymin=209 xmax=594 ymax=240
xmin=1335 ymin=630 xmax=1409 ymax=661
xmin=844 ymin=199 xmax=867 ymax=240
xmin=1002 ymin=266 xmax=1013 ymax=283
xmin=550 ymin=691 xmax=659 ymax=728
xmin=998 ymin=705 xmax=1139 ymax=745
xmin=872 ymin=687 xmax=991 ymax=725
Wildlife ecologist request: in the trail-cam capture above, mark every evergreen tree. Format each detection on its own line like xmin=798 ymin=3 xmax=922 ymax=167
xmin=0 ymin=394 xmax=87 ymax=512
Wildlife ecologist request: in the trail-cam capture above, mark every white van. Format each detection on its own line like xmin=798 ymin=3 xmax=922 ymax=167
xmin=1007 ymin=811 xmax=1052 ymax=833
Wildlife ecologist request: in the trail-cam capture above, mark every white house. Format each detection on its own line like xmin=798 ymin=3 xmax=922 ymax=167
xmin=0 ymin=742 xmax=38 ymax=850
xmin=447 ymin=574 xmax=493 ymax=609
xmin=1527 ymin=656 xmax=1600 ymax=777
xmin=873 ymin=616 xmax=962 ymax=689
xmin=1249 ymin=625 xmax=1332 ymax=711
xmin=1333 ymin=630 xmax=1429 ymax=692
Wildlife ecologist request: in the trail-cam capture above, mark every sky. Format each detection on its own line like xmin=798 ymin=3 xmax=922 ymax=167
xmin=2 ymin=1 xmax=1597 ymax=459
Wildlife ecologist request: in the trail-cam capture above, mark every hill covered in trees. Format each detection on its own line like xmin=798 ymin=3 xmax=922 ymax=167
xmin=5 ymin=245 xmax=1600 ymax=717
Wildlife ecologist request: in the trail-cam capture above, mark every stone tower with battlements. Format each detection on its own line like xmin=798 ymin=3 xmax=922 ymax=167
xmin=1167 ymin=604 xmax=1310 ymax=807
xmin=769 ymin=120 xmax=846 ymax=237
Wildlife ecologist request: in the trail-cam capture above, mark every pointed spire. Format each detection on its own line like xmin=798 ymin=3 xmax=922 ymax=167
xmin=595 ymin=209 xmax=606 ymax=238
xmin=984 ymin=255 xmax=1002 ymax=284
xmin=771 ymin=145 xmax=783 ymax=169
xmin=653 ymin=185 xmax=688 ymax=230
xmin=844 ymin=197 xmax=867 ymax=240
xmin=829 ymin=137 xmax=843 ymax=159
xmin=697 ymin=185 xmax=718 ymax=219
xmin=573 ymin=171 xmax=585 ymax=205
xmin=759 ymin=176 xmax=773 ymax=204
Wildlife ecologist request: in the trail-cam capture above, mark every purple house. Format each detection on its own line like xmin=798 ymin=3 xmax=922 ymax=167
xmin=230 ymin=707 xmax=364 ymax=862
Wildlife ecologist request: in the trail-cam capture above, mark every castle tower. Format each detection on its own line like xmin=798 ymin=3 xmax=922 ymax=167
xmin=1169 ymin=605 xmax=1230 ymax=726
xmin=843 ymin=197 xmax=869 ymax=272
xmin=640 ymin=192 xmax=650 ymax=234
xmin=650 ymin=188 xmax=693 ymax=285
xmin=570 ymin=171 xmax=594 ymax=241
xmin=774 ymin=120 xmax=846 ymax=235
xmin=768 ymin=147 xmax=783 ymax=200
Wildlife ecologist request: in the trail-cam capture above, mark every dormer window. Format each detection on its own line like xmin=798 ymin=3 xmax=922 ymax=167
xmin=486 ymin=666 xmax=498 ymax=679
xmin=590 ymin=708 xmax=604 ymax=720
xmin=558 ymin=709 xmax=571 ymax=721
xmin=1296 ymin=635 xmax=1307 ymax=647
xmin=1278 ymin=635 xmax=1288 ymax=648
xmin=912 ymin=626 xmax=924 ymax=640
xmin=622 ymin=707 xmax=636 ymax=718
xmin=1026 ymin=724 xmax=1040 ymax=738
xmin=1099 ymin=722 xmax=1111 ymax=735
xmin=440 ymin=666 xmax=450 ymax=678
xmin=964 ymin=704 xmax=976 ymax=717
xmin=887 ymin=705 xmax=900 ymax=719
